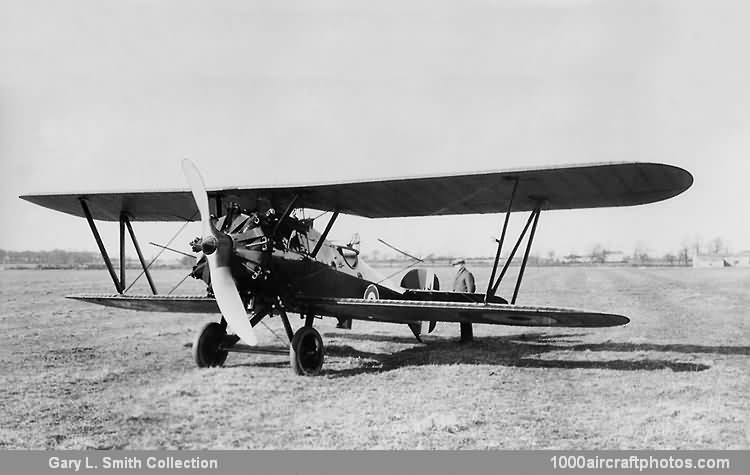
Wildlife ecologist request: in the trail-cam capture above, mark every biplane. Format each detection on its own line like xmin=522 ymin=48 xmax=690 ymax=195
xmin=20 ymin=160 xmax=692 ymax=375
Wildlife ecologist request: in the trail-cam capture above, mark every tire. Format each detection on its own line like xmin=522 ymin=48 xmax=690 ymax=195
xmin=193 ymin=322 xmax=229 ymax=368
xmin=289 ymin=326 xmax=324 ymax=376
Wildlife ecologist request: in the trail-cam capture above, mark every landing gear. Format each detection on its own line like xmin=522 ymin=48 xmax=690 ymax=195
xmin=193 ymin=310 xmax=327 ymax=375
xmin=289 ymin=326 xmax=324 ymax=376
xmin=193 ymin=321 xmax=229 ymax=367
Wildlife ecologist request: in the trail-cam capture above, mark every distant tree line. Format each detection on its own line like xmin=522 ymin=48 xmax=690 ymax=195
xmin=0 ymin=249 xmax=190 ymax=269
xmin=583 ymin=235 xmax=735 ymax=267
xmin=3 ymin=234 xmax=739 ymax=270
xmin=363 ymin=234 xmax=738 ymax=268
xmin=1 ymin=249 xmax=103 ymax=266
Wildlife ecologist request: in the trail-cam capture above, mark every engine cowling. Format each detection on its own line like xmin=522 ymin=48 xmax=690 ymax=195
xmin=190 ymin=211 xmax=273 ymax=292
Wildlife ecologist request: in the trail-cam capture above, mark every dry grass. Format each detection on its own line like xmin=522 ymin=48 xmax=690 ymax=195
xmin=1 ymin=266 xmax=748 ymax=449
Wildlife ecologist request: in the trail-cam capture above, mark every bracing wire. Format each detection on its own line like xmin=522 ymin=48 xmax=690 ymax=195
xmin=124 ymin=213 xmax=197 ymax=293
xmin=167 ymin=271 xmax=193 ymax=295
xmin=260 ymin=320 xmax=288 ymax=346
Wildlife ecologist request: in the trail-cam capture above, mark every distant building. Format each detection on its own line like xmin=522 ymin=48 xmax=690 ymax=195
xmin=693 ymin=251 xmax=750 ymax=268
xmin=562 ymin=251 xmax=626 ymax=264
xmin=693 ymin=255 xmax=727 ymax=267
xmin=725 ymin=251 xmax=750 ymax=267
xmin=562 ymin=254 xmax=583 ymax=264
xmin=603 ymin=251 xmax=627 ymax=263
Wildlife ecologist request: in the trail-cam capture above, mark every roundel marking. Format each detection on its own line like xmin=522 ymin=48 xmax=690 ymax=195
xmin=364 ymin=284 xmax=379 ymax=300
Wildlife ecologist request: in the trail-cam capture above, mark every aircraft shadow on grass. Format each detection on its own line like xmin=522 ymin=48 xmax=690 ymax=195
xmin=227 ymin=332 xmax=750 ymax=376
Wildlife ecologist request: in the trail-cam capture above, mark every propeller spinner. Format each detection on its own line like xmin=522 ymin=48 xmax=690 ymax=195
xmin=181 ymin=159 xmax=258 ymax=346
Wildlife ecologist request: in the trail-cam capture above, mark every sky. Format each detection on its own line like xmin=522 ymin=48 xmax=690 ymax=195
xmin=1 ymin=0 xmax=749 ymax=260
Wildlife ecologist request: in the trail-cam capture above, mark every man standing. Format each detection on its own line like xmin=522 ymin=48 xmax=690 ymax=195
xmin=452 ymin=258 xmax=476 ymax=342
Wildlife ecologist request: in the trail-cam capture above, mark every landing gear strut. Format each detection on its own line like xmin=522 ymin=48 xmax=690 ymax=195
xmin=193 ymin=311 xmax=327 ymax=375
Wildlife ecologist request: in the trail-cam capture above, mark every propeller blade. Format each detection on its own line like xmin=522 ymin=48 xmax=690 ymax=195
xmin=181 ymin=159 xmax=257 ymax=346
xmin=181 ymin=159 xmax=213 ymax=241
xmin=209 ymin=259 xmax=257 ymax=346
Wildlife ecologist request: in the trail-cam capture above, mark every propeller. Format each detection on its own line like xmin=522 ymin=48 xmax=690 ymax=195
xmin=181 ymin=159 xmax=258 ymax=346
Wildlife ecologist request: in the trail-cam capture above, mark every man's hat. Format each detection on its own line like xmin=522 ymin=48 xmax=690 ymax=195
xmin=451 ymin=258 xmax=466 ymax=266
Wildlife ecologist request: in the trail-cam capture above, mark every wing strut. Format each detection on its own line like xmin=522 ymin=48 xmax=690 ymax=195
xmin=79 ymin=198 xmax=164 ymax=295
xmin=119 ymin=217 xmax=126 ymax=289
xmin=123 ymin=216 xmax=196 ymax=294
xmin=80 ymin=198 xmax=123 ymax=293
xmin=487 ymin=200 xmax=545 ymax=303
xmin=271 ymin=194 xmax=299 ymax=237
xmin=123 ymin=216 xmax=158 ymax=295
xmin=512 ymin=204 xmax=542 ymax=304
xmin=311 ymin=210 xmax=339 ymax=257
xmin=485 ymin=177 xmax=518 ymax=303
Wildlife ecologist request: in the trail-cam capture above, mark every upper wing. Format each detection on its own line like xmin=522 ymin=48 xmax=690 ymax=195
xmin=20 ymin=162 xmax=692 ymax=221
xmin=293 ymin=297 xmax=629 ymax=328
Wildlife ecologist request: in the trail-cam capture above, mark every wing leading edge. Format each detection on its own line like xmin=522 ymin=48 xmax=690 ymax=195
xmin=21 ymin=162 xmax=692 ymax=221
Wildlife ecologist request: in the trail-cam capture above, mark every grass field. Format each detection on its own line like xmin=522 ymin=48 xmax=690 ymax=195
xmin=1 ymin=266 xmax=748 ymax=449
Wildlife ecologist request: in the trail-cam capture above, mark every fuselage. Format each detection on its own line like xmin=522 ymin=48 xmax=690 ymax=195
xmin=193 ymin=209 xmax=403 ymax=304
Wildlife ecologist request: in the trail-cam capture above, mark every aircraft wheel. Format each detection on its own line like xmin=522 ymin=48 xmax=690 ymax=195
xmin=289 ymin=326 xmax=324 ymax=376
xmin=193 ymin=322 xmax=229 ymax=368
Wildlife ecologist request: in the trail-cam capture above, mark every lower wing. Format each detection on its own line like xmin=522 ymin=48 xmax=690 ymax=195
xmin=67 ymin=294 xmax=219 ymax=313
xmin=292 ymin=296 xmax=629 ymax=328
xmin=67 ymin=294 xmax=629 ymax=327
